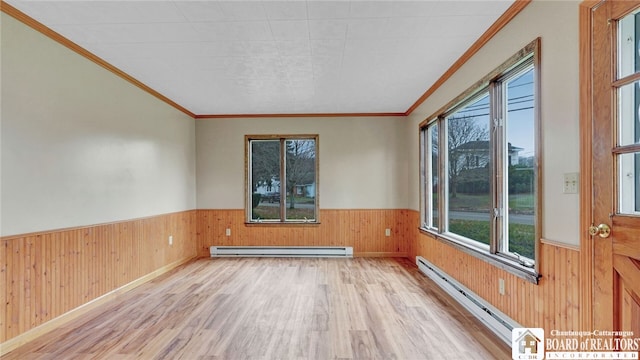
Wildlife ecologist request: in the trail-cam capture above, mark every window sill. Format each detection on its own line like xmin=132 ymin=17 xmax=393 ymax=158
xmin=418 ymin=227 xmax=541 ymax=284
xmin=245 ymin=221 xmax=321 ymax=227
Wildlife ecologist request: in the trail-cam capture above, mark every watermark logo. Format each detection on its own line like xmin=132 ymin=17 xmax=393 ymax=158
xmin=545 ymin=330 xmax=639 ymax=359
xmin=512 ymin=328 xmax=545 ymax=360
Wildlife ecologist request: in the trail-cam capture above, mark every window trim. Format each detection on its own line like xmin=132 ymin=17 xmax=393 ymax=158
xmin=419 ymin=38 xmax=542 ymax=283
xmin=245 ymin=134 xmax=320 ymax=225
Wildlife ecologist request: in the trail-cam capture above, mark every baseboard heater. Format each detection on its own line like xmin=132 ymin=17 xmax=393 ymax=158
xmin=210 ymin=246 xmax=353 ymax=258
xmin=416 ymin=256 xmax=520 ymax=345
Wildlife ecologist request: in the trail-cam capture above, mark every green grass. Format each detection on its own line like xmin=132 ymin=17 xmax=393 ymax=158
xmin=252 ymin=206 xmax=279 ymax=220
xmin=508 ymin=193 xmax=534 ymax=214
xmin=448 ymin=193 xmax=491 ymax=211
xmin=449 ymin=219 xmax=490 ymax=245
xmin=252 ymin=206 xmax=315 ymax=220
xmin=449 ymin=219 xmax=535 ymax=259
xmin=439 ymin=192 xmax=534 ymax=214
xmin=290 ymin=196 xmax=315 ymax=204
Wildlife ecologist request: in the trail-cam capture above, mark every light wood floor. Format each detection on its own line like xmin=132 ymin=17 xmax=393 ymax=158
xmin=2 ymin=257 xmax=510 ymax=359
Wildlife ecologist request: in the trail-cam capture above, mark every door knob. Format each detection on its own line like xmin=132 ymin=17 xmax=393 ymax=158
xmin=589 ymin=223 xmax=611 ymax=238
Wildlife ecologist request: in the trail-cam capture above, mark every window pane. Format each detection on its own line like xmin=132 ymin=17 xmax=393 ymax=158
xmin=446 ymin=93 xmax=491 ymax=246
xmin=285 ymin=139 xmax=316 ymax=221
xmin=619 ymin=152 xmax=640 ymax=214
xmin=430 ymin=125 xmax=440 ymax=229
xmin=618 ymin=9 xmax=640 ymax=79
xmin=505 ymin=67 xmax=536 ymax=260
xmin=618 ymin=81 xmax=640 ymax=147
xmin=618 ymin=11 xmax=640 ymax=215
xmin=250 ymin=140 xmax=281 ymax=221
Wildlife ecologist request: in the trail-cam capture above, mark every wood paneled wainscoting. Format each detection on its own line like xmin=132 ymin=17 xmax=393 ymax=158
xmin=196 ymin=209 xmax=413 ymax=258
xmin=406 ymin=210 xmax=581 ymax=333
xmin=0 ymin=210 xmax=198 ymax=354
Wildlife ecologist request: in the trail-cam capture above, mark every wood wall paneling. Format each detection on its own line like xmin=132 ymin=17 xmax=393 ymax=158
xmin=0 ymin=210 xmax=197 ymax=349
xmin=196 ymin=209 xmax=412 ymax=258
xmin=412 ymin=214 xmax=581 ymax=332
xmin=3 ymin=208 xmax=581 ymax=354
xmin=1 ymin=236 xmax=6 ymax=344
xmin=406 ymin=210 xmax=420 ymax=263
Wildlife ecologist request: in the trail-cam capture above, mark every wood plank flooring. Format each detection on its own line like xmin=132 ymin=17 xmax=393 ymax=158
xmin=1 ymin=258 xmax=510 ymax=359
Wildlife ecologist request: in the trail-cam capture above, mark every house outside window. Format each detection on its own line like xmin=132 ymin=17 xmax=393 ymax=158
xmin=420 ymin=39 xmax=541 ymax=281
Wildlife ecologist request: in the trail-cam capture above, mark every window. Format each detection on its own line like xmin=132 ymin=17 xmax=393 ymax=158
xmin=246 ymin=135 xmax=318 ymax=223
xmin=618 ymin=11 xmax=640 ymax=215
xmin=419 ymin=39 xmax=540 ymax=281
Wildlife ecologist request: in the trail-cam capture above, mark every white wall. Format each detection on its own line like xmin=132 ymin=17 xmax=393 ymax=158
xmin=1 ymin=14 xmax=197 ymax=236
xmin=407 ymin=0 xmax=580 ymax=246
xmin=196 ymin=116 xmax=408 ymax=209
xmin=1 ymin=0 xmax=581 ymax=246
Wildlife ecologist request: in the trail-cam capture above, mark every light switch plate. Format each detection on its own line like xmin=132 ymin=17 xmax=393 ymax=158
xmin=563 ymin=173 xmax=579 ymax=194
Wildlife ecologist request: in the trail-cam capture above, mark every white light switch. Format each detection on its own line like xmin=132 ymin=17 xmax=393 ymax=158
xmin=225 ymin=228 xmax=231 ymax=236
xmin=563 ymin=173 xmax=579 ymax=194
xmin=385 ymin=228 xmax=391 ymax=237
xmin=169 ymin=235 xmax=173 ymax=245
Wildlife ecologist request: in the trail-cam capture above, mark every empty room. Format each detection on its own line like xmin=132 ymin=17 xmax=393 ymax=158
xmin=2 ymin=0 xmax=640 ymax=359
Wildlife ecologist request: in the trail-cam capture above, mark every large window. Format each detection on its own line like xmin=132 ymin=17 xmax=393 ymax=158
xmin=246 ymin=135 xmax=318 ymax=223
xmin=420 ymin=39 xmax=540 ymax=280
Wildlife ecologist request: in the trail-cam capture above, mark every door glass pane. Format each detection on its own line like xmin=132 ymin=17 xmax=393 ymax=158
xmin=250 ymin=140 xmax=281 ymax=221
xmin=617 ymin=81 xmax=640 ymax=146
xmin=429 ymin=124 xmax=439 ymax=229
xmin=619 ymin=152 xmax=640 ymax=214
xmin=618 ymin=10 xmax=640 ymax=215
xmin=446 ymin=93 xmax=491 ymax=247
xmin=618 ymin=9 xmax=640 ymax=79
xmin=505 ymin=67 xmax=536 ymax=260
xmin=285 ymin=139 xmax=316 ymax=221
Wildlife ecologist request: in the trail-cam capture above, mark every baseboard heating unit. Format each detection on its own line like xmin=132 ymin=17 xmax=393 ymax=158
xmin=210 ymin=246 xmax=353 ymax=258
xmin=416 ymin=256 xmax=520 ymax=344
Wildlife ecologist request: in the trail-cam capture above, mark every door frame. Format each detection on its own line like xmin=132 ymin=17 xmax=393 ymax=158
xmin=579 ymin=0 xmax=640 ymax=333
xmin=579 ymin=0 xmax=597 ymax=333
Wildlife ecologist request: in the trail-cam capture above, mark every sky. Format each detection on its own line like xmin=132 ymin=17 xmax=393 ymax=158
xmin=451 ymin=67 xmax=535 ymax=162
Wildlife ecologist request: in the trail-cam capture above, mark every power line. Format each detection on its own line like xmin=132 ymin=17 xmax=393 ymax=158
xmin=508 ymin=106 xmax=534 ymax=113
xmin=457 ymin=94 xmax=533 ymax=113
xmin=507 ymin=81 xmax=533 ymax=89
xmin=448 ymin=106 xmax=535 ymax=120
xmin=508 ymin=99 xmax=534 ymax=106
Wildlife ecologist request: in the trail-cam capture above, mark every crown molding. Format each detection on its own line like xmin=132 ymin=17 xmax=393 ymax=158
xmin=0 ymin=0 xmax=196 ymax=118
xmin=405 ymin=0 xmax=532 ymax=116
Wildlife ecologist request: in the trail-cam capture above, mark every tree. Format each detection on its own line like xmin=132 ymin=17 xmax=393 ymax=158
xmin=285 ymin=140 xmax=315 ymax=209
xmin=447 ymin=115 xmax=489 ymax=198
xmin=251 ymin=140 xmax=280 ymax=193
